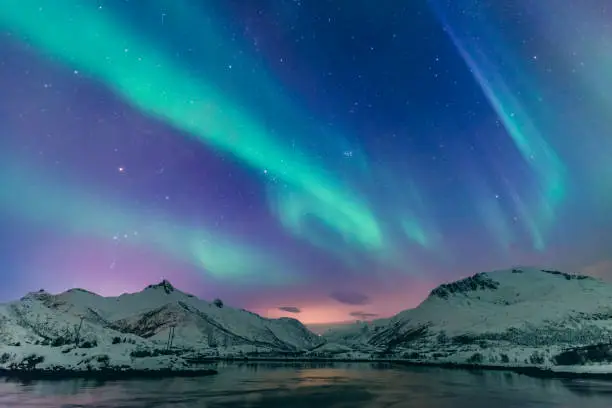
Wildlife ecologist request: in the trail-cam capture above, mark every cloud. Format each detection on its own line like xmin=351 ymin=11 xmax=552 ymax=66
xmin=330 ymin=291 xmax=369 ymax=305
xmin=278 ymin=306 xmax=301 ymax=314
xmin=349 ymin=311 xmax=379 ymax=320
xmin=582 ymin=260 xmax=612 ymax=280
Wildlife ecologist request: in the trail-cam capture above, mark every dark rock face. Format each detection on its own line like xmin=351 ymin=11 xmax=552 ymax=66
xmin=113 ymin=304 xmax=185 ymax=338
xmin=368 ymin=322 xmax=430 ymax=349
xmin=430 ymin=273 xmax=500 ymax=299
xmin=145 ymin=280 xmax=175 ymax=294
xmin=540 ymin=270 xmax=590 ymax=281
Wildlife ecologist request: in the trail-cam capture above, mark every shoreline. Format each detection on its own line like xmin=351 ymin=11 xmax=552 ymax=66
xmin=198 ymin=356 xmax=612 ymax=380
xmin=0 ymin=367 xmax=217 ymax=381
xmin=389 ymin=360 xmax=612 ymax=380
xmin=1 ymin=357 xmax=610 ymax=381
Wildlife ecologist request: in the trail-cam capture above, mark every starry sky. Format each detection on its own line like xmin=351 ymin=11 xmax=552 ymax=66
xmin=1 ymin=0 xmax=611 ymax=326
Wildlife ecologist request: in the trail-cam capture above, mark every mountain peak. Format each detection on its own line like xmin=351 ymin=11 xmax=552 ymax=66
xmin=145 ymin=279 xmax=175 ymax=294
xmin=323 ymin=266 xmax=612 ymax=366
xmin=428 ymin=268 xmax=595 ymax=301
xmin=429 ymin=272 xmax=499 ymax=300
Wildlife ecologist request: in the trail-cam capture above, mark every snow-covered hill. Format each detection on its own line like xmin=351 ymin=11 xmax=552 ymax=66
xmin=323 ymin=268 xmax=612 ymax=372
xmin=0 ymin=280 xmax=322 ymax=376
xmin=4 ymin=269 xmax=612 ymax=378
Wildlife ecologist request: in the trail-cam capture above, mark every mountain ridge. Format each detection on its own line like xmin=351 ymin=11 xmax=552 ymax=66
xmin=321 ymin=268 xmax=612 ymax=372
xmin=3 ymin=268 xmax=612 ymax=378
xmin=0 ymin=278 xmax=323 ymax=376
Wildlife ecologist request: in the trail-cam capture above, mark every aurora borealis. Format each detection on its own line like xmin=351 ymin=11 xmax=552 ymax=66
xmin=1 ymin=0 xmax=611 ymax=326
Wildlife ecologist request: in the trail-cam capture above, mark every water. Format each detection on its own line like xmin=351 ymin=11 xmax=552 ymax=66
xmin=0 ymin=362 xmax=611 ymax=407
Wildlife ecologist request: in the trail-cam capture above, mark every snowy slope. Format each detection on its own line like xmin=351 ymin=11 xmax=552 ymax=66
xmin=0 ymin=280 xmax=322 ymax=374
xmin=324 ymin=268 xmax=612 ymax=368
xmin=29 ymin=280 xmax=321 ymax=351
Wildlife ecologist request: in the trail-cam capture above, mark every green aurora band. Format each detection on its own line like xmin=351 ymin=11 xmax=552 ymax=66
xmin=0 ymin=160 xmax=296 ymax=284
xmin=0 ymin=0 xmax=403 ymax=254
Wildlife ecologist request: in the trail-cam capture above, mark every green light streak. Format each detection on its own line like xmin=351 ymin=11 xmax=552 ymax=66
xmin=397 ymin=180 xmax=438 ymax=250
xmin=438 ymin=13 xmax=567 ymax=250
xmin=401 ymin=219 xmax=429 ymax=248
xmin=0 ymin=0 xmax=384 ymax=251
xmin=478 ymin=197 xmax=513 ymax=252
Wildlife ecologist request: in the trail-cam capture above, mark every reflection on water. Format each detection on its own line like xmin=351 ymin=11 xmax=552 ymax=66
xmin=0 ymin=362 xmax=611 ymax=407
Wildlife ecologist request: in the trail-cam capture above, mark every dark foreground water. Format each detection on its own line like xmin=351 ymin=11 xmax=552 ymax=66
xmin=1 ymin=362 xmax=612 ymax=407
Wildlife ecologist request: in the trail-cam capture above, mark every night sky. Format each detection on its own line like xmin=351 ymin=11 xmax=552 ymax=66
xmin=1 ymin=0 xmax=611 ymax=326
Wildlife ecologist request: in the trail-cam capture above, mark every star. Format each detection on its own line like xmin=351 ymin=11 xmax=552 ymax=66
xmin=0 ymin=0 xmax=606 ymax=334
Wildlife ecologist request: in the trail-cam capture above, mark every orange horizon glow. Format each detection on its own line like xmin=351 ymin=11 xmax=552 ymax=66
xmin=252 ymin=278 xmax=434 ymax=326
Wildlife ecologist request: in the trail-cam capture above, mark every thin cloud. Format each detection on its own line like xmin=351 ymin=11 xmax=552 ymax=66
xmin=278 ymin=306 xmax=301 ymax=314
xmin=349 ymin=311 xmax=378 ymax=320
xmin=330 ymin=291 xmax=369 ymax=305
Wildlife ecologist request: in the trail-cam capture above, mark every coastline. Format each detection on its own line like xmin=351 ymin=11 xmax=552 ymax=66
xmin=195 ymin=356 xmax=612 ymax=380
xmin=1 ymin=356 xmax=610 ymax=381
xmin=0 ymin=367 xmax=218 ymax=381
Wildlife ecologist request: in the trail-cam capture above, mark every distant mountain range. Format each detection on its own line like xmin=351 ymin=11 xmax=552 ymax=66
xmin=306 ymin=321 xmax=360 ymax=334
xmin=322 ymin=268 xmax=612 ymax=373
xmin=1 ymin=268 xmax=612 ymax=377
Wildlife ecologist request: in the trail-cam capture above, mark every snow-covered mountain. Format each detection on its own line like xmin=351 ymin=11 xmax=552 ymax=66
xmin=0 ymin=280 xmax=322 ymax=375
xmin=4 ymin=269 xmax=612 ymax=377
xmin=323 ymin=268 xmax=612 ymax=370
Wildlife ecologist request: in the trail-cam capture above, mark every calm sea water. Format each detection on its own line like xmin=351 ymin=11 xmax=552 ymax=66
xmin=0 ymin=362 xmax=611 ymax=407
